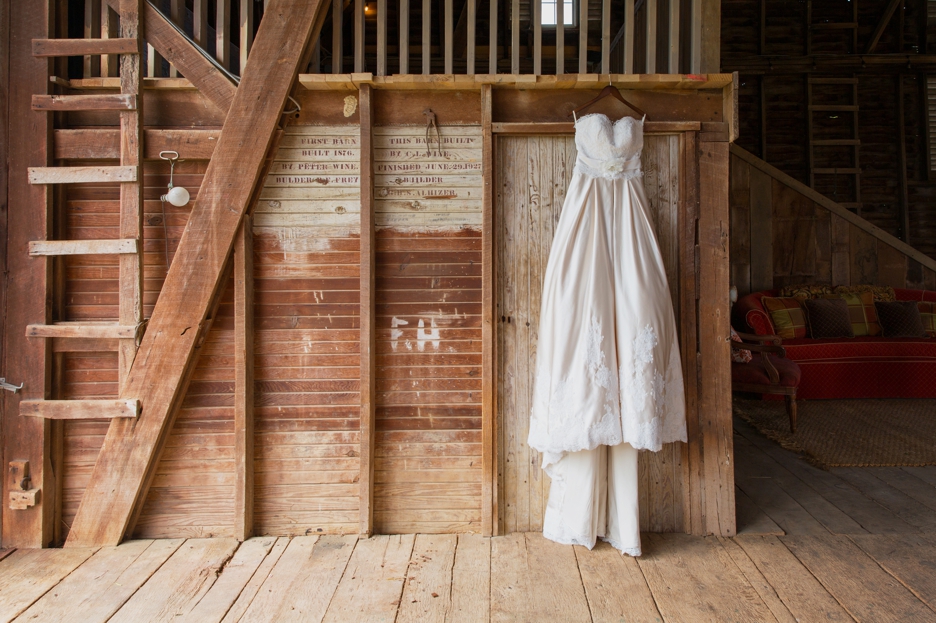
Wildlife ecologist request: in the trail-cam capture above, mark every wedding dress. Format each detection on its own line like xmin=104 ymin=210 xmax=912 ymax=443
xmin=527 ymin=113 xmax=687 ymax=556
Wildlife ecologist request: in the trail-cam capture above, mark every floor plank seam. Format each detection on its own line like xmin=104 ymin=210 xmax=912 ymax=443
xmin=570 ymin=545 xmax=596 ymax=623
xmin=844 ymin=534 xmax=936 ymax=616
xmin=776 ymin=537 xmax=862 ymax=622
xmin=103 ymin=539 xmax=183 ymax=621
xmin=321 ymin=535 xmax=358 ymax=622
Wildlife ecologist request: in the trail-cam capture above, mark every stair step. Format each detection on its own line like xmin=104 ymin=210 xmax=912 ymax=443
xmin=811 ymin=139 xmax=861 ymax=146
xmin=808 ymin=77 xmax=859 ymax=85
xmin=32 ymin=38 xmax=139 ymax=57
xmin=28 ymin=166 xmax=137 ymax=184
xmin=809 ymin=22 xmax=858 ymax=29
xmin=26 ymin=323 xmax=140 ymax=340
xmin=29 ymin=239 xmax=139 ymax=256
xmin=20 ymin=399 xmax=141 ymax=420
xmin=809 ymin=105 xmax=859 ymax=112
xmin=32 ymin=94 xmax=136 ymax=111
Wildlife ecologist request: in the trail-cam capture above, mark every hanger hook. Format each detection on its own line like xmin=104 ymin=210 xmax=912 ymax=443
xmin=159 ymin=150 xmax=182 ymax=188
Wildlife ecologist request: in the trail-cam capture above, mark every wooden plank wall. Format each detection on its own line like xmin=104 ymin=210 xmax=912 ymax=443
xmin=495 ymin=133 xmax=688 ymax=535
xmin=373 ymin=125 xmax=484 ymax=534
xmin=252 ymin=124 xmax=363 ymax=535
xmin=730 ymin=148 xmax=936 ymax=297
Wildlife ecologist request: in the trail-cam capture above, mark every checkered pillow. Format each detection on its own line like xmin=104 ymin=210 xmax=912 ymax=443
xmin=829 ymin=291 xmax=882 ymax=337
xmin=762 ymin=296 xmax=807 ymax=339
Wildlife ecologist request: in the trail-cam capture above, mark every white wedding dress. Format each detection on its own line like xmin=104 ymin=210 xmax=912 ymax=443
xmin=527 ymin=113 xmax=687 ymax=556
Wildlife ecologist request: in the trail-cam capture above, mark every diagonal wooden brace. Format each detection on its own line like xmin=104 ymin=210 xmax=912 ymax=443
xmin=64 ymin=0 xmax=324 ymax=548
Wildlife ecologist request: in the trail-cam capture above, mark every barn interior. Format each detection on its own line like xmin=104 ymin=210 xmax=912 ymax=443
xmin=1 ymin=0 xmax=935 ymax=621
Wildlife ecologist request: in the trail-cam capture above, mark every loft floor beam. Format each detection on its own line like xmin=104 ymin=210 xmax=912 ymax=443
xmin=64 ymin=0 xmax=323 ymax=548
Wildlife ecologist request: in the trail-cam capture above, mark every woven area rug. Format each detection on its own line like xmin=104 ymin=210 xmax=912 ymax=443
xmin=733 ymin=397 xmax=936 ymax=469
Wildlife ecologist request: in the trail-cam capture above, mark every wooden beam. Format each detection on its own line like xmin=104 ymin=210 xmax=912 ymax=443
xmin=27 ymin=323 xmax=139 ymax=340
xmin=28 ymin=166 xmax=137 ymax=184
xmin=29 ymin=239 xmax=139 ymax=256
xmin=20 ymin=400 xmax=140 ymax=420
xmin=578 ymin=0 xmax=587 ymax=73
xmin=646 ymin=0 xmax=657 ymax=73
xmin=64 ymin=0 xmax=323 ymax=548
xmin=897 ymin=75 xmax=910 ymax=243
xmin=600 ymin=0 xmax=609 ymax=73
xmin=54 ymin=129 xmax=221 ymax=160
xmin=423 ymin=0 xmax=431 ymax=74
xmin=555 ymin=0 xmax=564 ymax=74
xmin=31 ymin=93 xmax=136 ymax=111
xmin=399 ymin=0 xmax=408 ymax=74
xmin=32 ymin=37 xmax=138 ymax=56
xmin=103 ymin=0 xmax=237 ymax=115
xmin=467 ymin=0 xmax=475 ymax=74
xmin=446 ymin=0 xmax=454 ymax=74
xmin=668 ymin=0 xmax=679 ymax=72
xmin=333 ymin=0 xmax=343 ymax=73
xmin=2 ymin=0 xmax=54 ymax=549
xmin=216 ymin=0 xmax=231 ymax=69
xmin=866 ymin=0 xmax=902 ymax=54
xmin=512 ymin=0 xmax=520 ymax=74
xmin=359 ymin=84 xmax=376 ymax=536
xmin=233 ymin=217 xmax=254 ymax=541
xmin=377 ymin=0 xmax=387 ymax=75
xmin=489 ymin=0 xmax=497 ymax=74
xmin=240 ymin=0 xmax=254 ymax=72
xmin=480 ymin=83 xmax=494 ymax=537
xmin=700 ymin=0 xmax=720 ymax=73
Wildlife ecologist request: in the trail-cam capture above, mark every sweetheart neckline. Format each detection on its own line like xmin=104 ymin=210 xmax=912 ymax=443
xmin=574 ymin=112 xmax=644 ymax=127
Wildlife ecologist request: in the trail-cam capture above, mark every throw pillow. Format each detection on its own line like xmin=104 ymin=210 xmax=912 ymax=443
xmin=827 ymin=291 xmax=882 ymax=337
xmin=875 ymin=301 xmax=926 ymax=338
xmin=730 ymin=327 xmax=752 ymax=363
xmin=779 ymin=284 xmax=835 ymax=300
xmin=762 ymin=296 xmax=808 ymax=340
xmin=918 ymin=301 xmax=935 ymax=338
xmin=803 ymin=298 xmax=854 ymax=338
xmin=835 ymin=285 xmax=896 ymax=302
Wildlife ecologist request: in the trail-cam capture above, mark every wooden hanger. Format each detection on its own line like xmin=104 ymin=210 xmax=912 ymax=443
xmin=567 ymin=83 xmax=647 ymax=119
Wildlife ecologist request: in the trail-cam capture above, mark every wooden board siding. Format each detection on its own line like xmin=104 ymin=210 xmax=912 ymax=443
xmin=373 ymin=125 xmax=485 ymax=535
xmin=495 ymin=134 xmax=687 ymax=535
xmin=253 ymin=125 xmax=362 ymax=536
xmin=730 ymin=147 xmax=936 ymax=296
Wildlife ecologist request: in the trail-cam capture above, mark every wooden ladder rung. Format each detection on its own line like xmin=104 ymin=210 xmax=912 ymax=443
xmin=32 ymin=94 xmax=136 ymax=111
xmin=808 ymin=77 xmax=859 ymax=85
xmin=808 ymin=105 xmax=859 ymax=112
xmin=26 ymin=323 xmax=140 ymax=340
xmin=28 ymin=166 xmax=137 ymax=184
xmin=20 ymin=399 xmax=141 ymax=420
xmin=32 ymin=38 xmax=139 ymax=57
xmin=811 ymin=139 xmax=861 ymax=146
xmin=813 ymin=168 xmax=860 ymax=175
xmin=29 ymin=239 xmax=139 ymax=256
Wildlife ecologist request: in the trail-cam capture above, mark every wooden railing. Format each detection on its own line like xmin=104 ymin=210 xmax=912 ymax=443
xmin=77 ymin=0 xmax=710 ymax=79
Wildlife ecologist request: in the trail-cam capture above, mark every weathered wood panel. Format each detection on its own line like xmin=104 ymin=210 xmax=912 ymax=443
xmin=495 ymin=133 xmax=686 ymax=535
xmin=373 ymin=124 xmax=485 ymax=535
xmin=253 ymin=125 xmax=362 ymax=536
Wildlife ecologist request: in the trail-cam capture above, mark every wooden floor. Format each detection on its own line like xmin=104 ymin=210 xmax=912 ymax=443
xmin=2 ymin=416 xmax=936 ymax=622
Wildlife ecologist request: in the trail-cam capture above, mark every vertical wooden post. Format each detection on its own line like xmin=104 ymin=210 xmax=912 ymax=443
xmin=897 ymin=75 xmax=910 ymax=243
xmin=645 ymin=0 xmax=656 ymax=74
xmin=533 ymin=0 xmax=541 ymax=75
xmin=233 ymin=217 xmax=254 ymax=540
xmin=101 ymin=5 xmax=120 ymax=77
xmin=118 ymin=0 xmax=143 ymax=394
xmin=489 ymin=0 xmax=498 ymax=73
xmin=217 ymin=0 xmax=231 ymax=69
xmin=700 ymin=0 xmax=719 ymax=73
xmin=697 ymin=139 xmax=734 ymax=536
xmin=194 ymin=0 xmax=209 ymax=48
xmin=445 ymin=0 xmax=453 ymax=73
xmin=690 ymin=0 xmax=701 ymax=73
xmin=240 ymin=0 xmax=254 ymax=72
xmin=600 ymin=0 xmax=609 ymax=73
xmin=578 ymin=0 xmax=587 ymax=73
xmin=2 ymin=0 xmax=53 ymax=549
xmin=481 ymin=84 xmax=495 ymax=537
xmin=422 ymin=0 xmax=431 ymax=74
xmin=355 ymin=0 xmax=364 ymax=72
xmin=555 ymin=0 xmax=564 ymax=74
xmin=84 ymin=0 xmax=102 ymax=78
xmin=511 ymin=0 xmax=519 ymax=74
xmin=359 ymin=84 xmax=376 ymax=536
xmin=667 ymin=0 xmax=679 ymax=72
xmin=377 ymin=0 xmax=387 ymax=75
xmin=624 ymin=0 xmax=634 ymax=73
xmin=467 ymin=0 xmax=475 ymax=74
xmin=333 ymin=0 xmax=343 ymax=73
xmin=399 ymin=0 xmax=409 ymax=74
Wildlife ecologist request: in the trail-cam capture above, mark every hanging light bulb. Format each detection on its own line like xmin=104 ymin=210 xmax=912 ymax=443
xmin=158 ymin=150 xmax=190 ymax=207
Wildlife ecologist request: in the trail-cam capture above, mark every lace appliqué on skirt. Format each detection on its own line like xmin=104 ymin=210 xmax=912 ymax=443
xmin=528 ymin=315 xmax=622 ymax=470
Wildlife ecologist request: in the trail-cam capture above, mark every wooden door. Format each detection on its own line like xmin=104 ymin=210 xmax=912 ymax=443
xmin=495 ymin=133 xmax=688 ymax=534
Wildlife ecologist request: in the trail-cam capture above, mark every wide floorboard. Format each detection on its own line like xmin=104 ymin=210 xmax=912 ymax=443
xmin=2 ymin=415 xmax=935 ymax=622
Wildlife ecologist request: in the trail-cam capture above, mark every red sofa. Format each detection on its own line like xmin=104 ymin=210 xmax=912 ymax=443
xmin=733 ymin=288 xmax=936 ymax=400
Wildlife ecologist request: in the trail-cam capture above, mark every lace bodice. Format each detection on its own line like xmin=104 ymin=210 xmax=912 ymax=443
xmin=573 ymin=113 xmax=644 ymax=180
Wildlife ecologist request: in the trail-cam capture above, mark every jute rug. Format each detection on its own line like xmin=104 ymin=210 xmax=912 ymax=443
xmin=733 ymin=397 xmax=936 ymax=469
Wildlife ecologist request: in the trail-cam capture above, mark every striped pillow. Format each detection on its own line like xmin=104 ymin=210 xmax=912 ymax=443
xmin=762 ymin=297 xmax=808 ymax=340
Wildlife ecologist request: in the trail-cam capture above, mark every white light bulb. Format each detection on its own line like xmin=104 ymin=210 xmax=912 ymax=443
xmin=165 ymin=185 xmax=190 ymax=207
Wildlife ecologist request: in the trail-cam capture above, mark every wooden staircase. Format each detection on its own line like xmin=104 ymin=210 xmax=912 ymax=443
xmin=23 ymin=6 xmax=144 ymax=420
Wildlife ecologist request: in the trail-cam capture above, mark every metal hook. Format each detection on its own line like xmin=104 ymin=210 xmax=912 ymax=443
xmin=0 ymin=378 xmax=24 ymax=393
xmin=282 ymin=95 xmax=301 ymax=116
